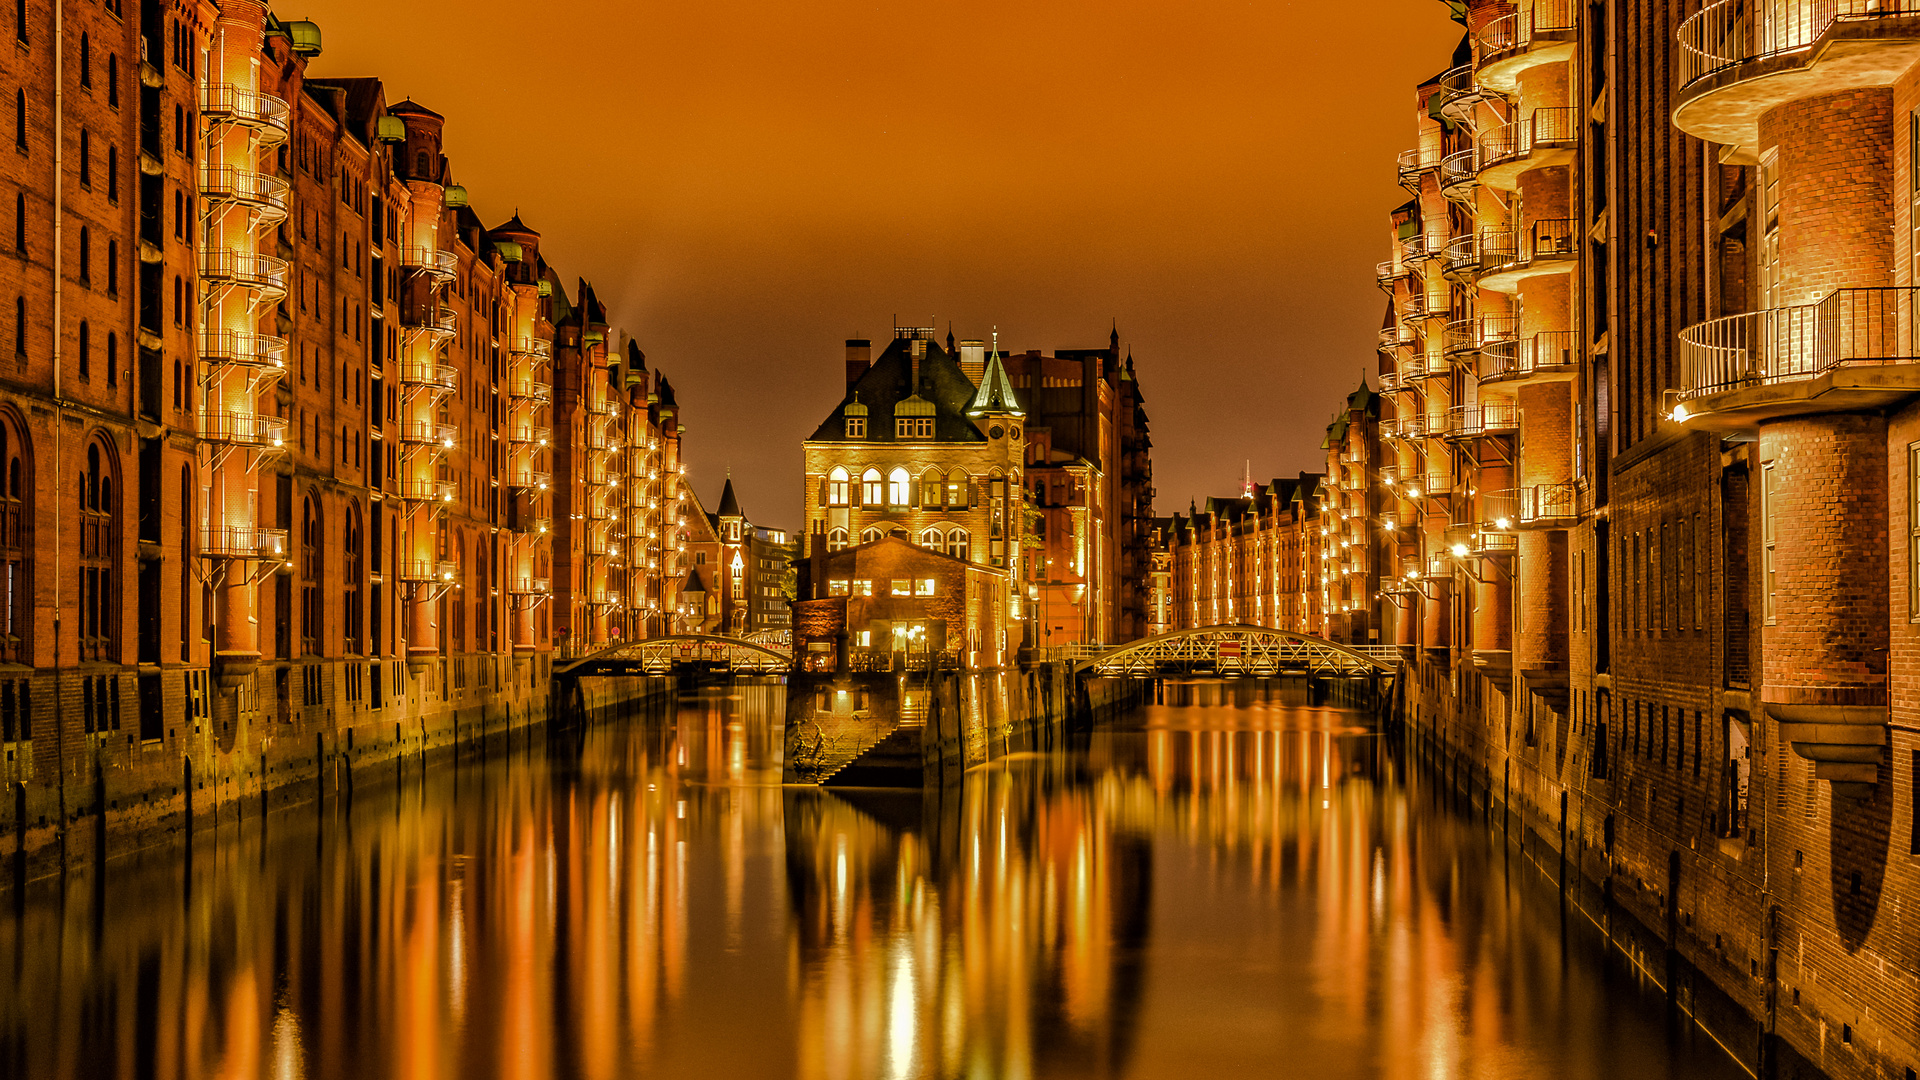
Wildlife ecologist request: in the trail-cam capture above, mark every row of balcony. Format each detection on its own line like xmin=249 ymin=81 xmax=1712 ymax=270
xmin=1381 ymin=404 xmax=1518 ymax=442
xmin=404 ymin=307 xmax=459 ymax=336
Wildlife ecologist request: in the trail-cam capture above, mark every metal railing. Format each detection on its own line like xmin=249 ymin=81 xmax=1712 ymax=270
xmin=1443 ymin=317 xmax=1482 ymax=356
xmin=1480 ymin=0 xmax=1578 ymax=59
xmin=200 ymin=329 xmax=287 ymax=369
xmin=201 ymin=249 xmax=289 ymax=294
xmin=1479 ymin=329 xmax=1578 ymax=379
xmin=1514 ymin=482 xmax=1581 ymax=521
xmin=401 ymin=248 xmax=458 ymax=280
xmin=1376 ymin=259 xmax=1412 ymax=289
xmin=510 ymin=338 xmax=554 ymax=360
xmin=398 ymin=559 xmax=459 ymax=583
xmin=1679 ymin=0 xmax=1919 ymax=88
xmin=1406 ymin=473 xmax=1452 ymax=499
xmin=1478 ymin=489 xmax=1520 ymax=529
xmin=1401 ymin=232 xmax=1440 ymax=263
xmin=404 ymin=307 xmax=459 ymax=334
xmin=1397 ymin=146 xmax=1443 ymax=187
xmin=199 ymin=165 xmax=290 ymax=217
xmin=509 ymin=379 xmax=553 ymax=403
xmin=1678 ymin=287 xmax=1920 ymax=399
xmin=508 ymin=424 xmax=552 ymax=445
xmin=509 ymin=577 xmax=551 ymax=595
xmin=1447 ymin=401 xmax=1520 ymax=437
xmin=200 ymin=85 xmax=291 ymax=138
xmin=1479 ymin=218 xmax=1578 ymax=275
xmin=397 ymin=362 xmax=458 ymax=392
xmin=1477 ymin=107 xmax=1580 ymax=173
xmin=396 ymin=478 xmax=455 ymax=504
xmin=1441 ymin=148 xmax=1480 ymax=196
xmin=1377 ymin=324 xmax=1416 ymax=351
xmin=509 ymin=471 xmax=553 ymax=491
xmin=199 ymin=410 xmax=288 ymax=447
xmin=1442 ymin=234 xmax=1480 ymax=279
xmin=200 ymin=525 xmax=288 ymax=559
xmin=399 ymin=421 xmax=456 ymax=446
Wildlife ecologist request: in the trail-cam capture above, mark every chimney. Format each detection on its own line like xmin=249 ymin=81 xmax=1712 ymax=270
xmin=909 ymin=336 xmax=925 ymax=390
xmin=959 ymin=340 xmax=986 ymax=385
xmin=845 ymin=338 xmax=871 ymax=393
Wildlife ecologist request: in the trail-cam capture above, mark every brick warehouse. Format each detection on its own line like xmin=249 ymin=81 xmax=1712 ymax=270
xmin=1176 ymin=0 xmax=1920 ymax=1077
xmin=0 ymin=1 xmax=712 ymax=870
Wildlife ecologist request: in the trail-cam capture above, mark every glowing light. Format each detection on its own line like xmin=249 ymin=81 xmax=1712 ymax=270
xmin=1450 ymin=543 xmax=1469 ymax=558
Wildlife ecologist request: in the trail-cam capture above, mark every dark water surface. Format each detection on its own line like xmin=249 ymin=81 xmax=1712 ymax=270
xmin=0 ymin=680 xmax=1747 ymax=1079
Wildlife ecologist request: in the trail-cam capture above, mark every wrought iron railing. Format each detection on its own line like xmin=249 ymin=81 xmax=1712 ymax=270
xmin=1480 ymin=0 xmax=1578 ymax=59
xmin=1397 ymin=146 xmax=1443 ymax=187
xmin=1679 ymin=0 xmax=1919 ymax=88
xmin=1479 ymin=329 xmax=1578 ymax=379
xmin=200 ymin=526 xmax=288 ymax=559
xmin=1677 ymin=287 xmax=1920 ymax=400
xmin=1480 ymin=218 xmax=1578 ymax=274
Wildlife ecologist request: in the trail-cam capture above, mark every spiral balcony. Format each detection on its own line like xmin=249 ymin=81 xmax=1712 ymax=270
xmin=199 ymin=525 xmax=289 ymax=561
xmin=1674 ymin=0 xmax=1920 ymax=144
xmin=510 ymin=338 xmax=554 ymax=361
xmin=1397 ymin=146 xmax=1443 ymax=190
xmin=399 ymin=421 xmax=457 ymax=448
xmin=1377 ymin=260 xmax=1414 ymax=291
xmin=1398 ymin=288 xmax=1443 ymax=323
xmin=402 ymin=306 xmax=458 ymax=338
xmin=1478 ymin=329 xmax=1578 ymax=383
xmin=397 ymin=362 xmax=457 ymax=394
xmin=1379 ymin=367 xmax=1417 ymax=394
xmin=396 ymin=478 xmax=456 ymax=505
xmin=1441 ymin=235 xmax=1481 ymax=282
xmin=200 ymin=329 xmax=287 ymax=373
xmin=508 ymin=424 xmax=552 ymax=447
xmin=1443 ymin=401 xmax=1520 ymax=441
xmin=1434 ymin=64 xmax=1503 ymax=125
xmin=1378 ymin=323 xmax=1417 ymax=352
xmin=201 ymin=249 xmax=289 ymax=300
xmin=400 ymin=247 xmax=458 ymax=283
xmin=199 ymin=165 xmax=290 ymax=226
xmin=1475 ymin=107 xmax=1578 ymax=191
xmin=1672 ymin=286 xmax=1920 ymax=429
xmin=199 ymin=85 xmax=291 ymax=145
xmin=1478 ymin=0 xmax=1580 ymax=93
xmin=199 ymin=410 xmax=288 ymax=449
xmin=1401 ymin=232 xmax=1441 ymax=266
xmin=1476 ymin=219 xmax=1578 ymax=292
xmin=509 ymin=378 xmax=553 ymax=405
xmin=1440 ymin=148 xmax=1480 ymax=201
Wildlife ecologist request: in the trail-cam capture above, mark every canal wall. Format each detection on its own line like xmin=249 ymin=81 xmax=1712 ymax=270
xmin=0 ymin=658 xmax=672 ymax=886
xmin=1399 ymin=696 xmax=1831 ymax=1080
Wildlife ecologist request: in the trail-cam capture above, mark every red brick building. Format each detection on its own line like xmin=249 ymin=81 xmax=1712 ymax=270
xmin=793 ymin=534 xmax=1009 ymax=672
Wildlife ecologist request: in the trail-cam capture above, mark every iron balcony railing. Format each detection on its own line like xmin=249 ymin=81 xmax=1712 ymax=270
xmin=199 ymin=165 xmax=290 ymax=219
xmin=404 ymin=307 xmax=459 ymax=335
xmin=400 ymin=247 xmax=458 ymax=281
xmin=1423 ymin=553 xmax=1454 ymax=579
xmin=1378 ymin=463 xmax=1405 ymax=486
xmin=1401 ymin=232 xmax=1441 ymax=264
xmin=1480 ymin=0 xmax=1578 ymax=60
xmin=1440 ymin=148 xmax=1480 ymax=198
xmin=199 ymin=84 xmax=291 ymax=140
xmin=1442 ymin=234 xmax=1481 ymax=280
xmin=510 ymin=471 xmax=553 ymax=491
xmin=201 ymin=248 xmax=289 ymax=296
xmin=1478 ymin=489 xmax=1520 ymax=529
xmin=509 ymin=378 xmax=553 ymax=403
xmin=1446 ymin=401 xmax=1520 ymax=438
xmin=509 ymin=577 xmax=551 ymax=595
xmin=199 ymin=410 xmax=288 ymax=448
xmin=1678 ymin=287 xmax=1920 ymax=400
xmin=1491 ymin=483 xmax=1582 ymax=522
xmin=398 ymin=559 xmax=459 ymax=583
xmin=396 ymin=478 xmax=456 ymax=504
xmin=1479 ymin=218 xmax=1578 ymax=275
xmin=1376 ymin=259 xmax=1413 ymax=289
xmin=1397 ymin=146 xmax=1443 ymax=187
xmin=200 ymin=525 xmax=288 ymax=560
xmin=1475 ymin=530 xmax=1520 ymax=556
xmin=508 ymin=424 xmax=552 ymax=446
xmin=1443 ymin=317 xmax=1482 ymax=357
xmin=518 ymin=516 xmax=552 ymax=535
xmin=1406 ymin=473 xmax=1452 ymax=500
xmin=399 ymin=421 xmax=457 ymax=447
xmin=1379 ymin=367 xmax=1416 ymax=393
xmin=200 ymin=328 xmax=287 ymax=370
xmin=1479 ymin=329 xmax=1578 ymax=380
xmin=1477 ymin=107 xmax=1580 ymax=174
xmin=510 ymin=338 xmax=554 ymax=361
xmin=1678 ymin=0 xmax=1920 ymax=88
xmin=398 ymin=362 xmax=458 ymax=392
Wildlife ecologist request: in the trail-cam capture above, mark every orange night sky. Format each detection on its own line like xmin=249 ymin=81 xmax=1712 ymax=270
xmin=294 ymin=0 xmax=1460 ymax=527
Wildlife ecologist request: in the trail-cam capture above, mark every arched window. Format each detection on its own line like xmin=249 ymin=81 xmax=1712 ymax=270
xmin=79 ymin=437 xmax=118 ymax=661
xmin=946 ymin=468 xmax=969 ymax=508
xmin=860 ymin=526 xmax=885 ymax=545
xmin=827 ymin=527 xmax=848 ymax=552
xmin=106 ymin=238 xmax=117 ymax=294
xmin=414 ymin=149 xmax=430 ymax=178
xmin=178 ymin=465 xmax=193 ymax=661
xmin=76 ymin=320 xmax=89 ymax=380
xmin=79 ymin=33 xmax=90 ymax=86
xmin=105 ymin=332 xmax=116 ymax=387
xmin=300 ymin=496 xmax=321 ymax=656
xmin=0 ymin=414 xmax=28 ymax=663
xmin=344 ymin=503 xmax=363 ymax=655
xmin=827 ymin=466 xmax=849 ymax=507
xmin=77 ymin=225 xmax=89 ymax=280
xmin=887 ymin=467 xmax=910 ymax=507
xmin=860 ymin=468 xmax=882 ymax=507
xmin=13 ymin=89 xmax=24 ymax=151
xmin=920 ymin=468 xmax=942 ymax=508
xmin=948 ymin=529 xmax=971 ymax=564
xmin=919 ymin=527 xmax=944 ymax=551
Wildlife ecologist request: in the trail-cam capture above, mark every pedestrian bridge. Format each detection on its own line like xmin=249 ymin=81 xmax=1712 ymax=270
xmin=556 ymin=634 xmax=794 ymax=678
xmin=1072 ymin=625 xmax=1399 ymax=679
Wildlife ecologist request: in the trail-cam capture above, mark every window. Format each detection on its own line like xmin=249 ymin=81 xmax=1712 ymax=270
xmin=79 ymin=439 xmax=117 ymax=661
xmin=948 ymin=529 xmax=970 ymax=563
xmin=860 ymin=526 xmax=885 ymax=545
xmin=827 ymin=466 xmax=849 ymax=507
xmin=105 ymin=333 xmax=115 ymax=386
xmin=845 ymin=416 xmax=865 ymax=439
xmin=915 ymin=579 xmax=935 ymax=596
xmin=887 ymin=467 xmax=910 ymax=506
xmin=919 ymin=527 xmax=944 ymax=549
xmin=76 ymin=320 xmax=88 ymax=380
xmin=1762 ymin=460 xmax=1777 ymax=623
xmin=106 ymin=239 xmax=117 ymax=295
xmin=78 ymin=129 xmax=88 ymax=186
xmin=106 ymin=144 xmax=117 ymax=203
xmin=1719 ymin=715 xmax=1751 ymax=840
xmin=828 ymin=579 xmax=850 ymax=596
xmin=890 ymin=579 xmax=911 ymax=595
xmin=827 ymin=527 xmax=848 ymax=552
xmin=77 ymin=225 xmax=88 ymax=282
xmin=0 ymin=416 xmax=28 ymax=663
xmin=301 ymin=496 xmax=321 ymax=655
xmin=13 ymin=192 xmax=23 ymax=252
xmin=344 ymin=504 xmax=363 ymax=655
xmin=12 ymin=89 xmax=22 ymax=151
xmin=861 ymin=468 xmax=882 ymax=507
xmin=853 ymin=580 xmax=873 ymax=596
xmin=947 ymin=469 xmax=969 ymax=508
xmin=921 ymin=470 xmax=942 ymax=508
xmin=1910 ymin=444 xmax=1920 ymax=621
xmin=107 ymin=55 xmax=117 ymax=109
xmin=897 ymin=416 xmax=933 ymax=439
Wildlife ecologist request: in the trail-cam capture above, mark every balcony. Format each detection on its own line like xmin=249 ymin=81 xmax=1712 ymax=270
xmin=510 ymin=338 xmax=554 ymax=361
xmin=509 ymin=577 xmax=551 ymax=596
xmin=199 ymin=165 xmax=290 ymax=226
xmin=1479 ymin=329 xmax=1577 ymax=382
xmin=1401 ymin=232 xmax=1440 ymax=265
xmin=516 ymin=516 xmax=552 ymax=535
xmin=200 ymin=525 xmax=289 ymax=560
xmin=1377 ymin=323 xmax=1416 ymax=352
xmin=1397 ymin=146 xmax=1443 ymax=190
xmin=1440 ymin=148 xmax=1481 ymax=201
xmin=1675 ymin=0 xmax=1920 ymax=144
xmin=400 ymin=247 xmax=458 ymax=282
xmin=1421 ymin=553 xmax=1455 ymax=580
xmin=1379 ymin=367 xmax=1417 ymax=394
xmin=509 ymin=470 xmax=553 ymax=492
xmin=200 ymin=85 xmax=290 ymax=143
xmin=399 ymin=421 xmax=457 ymax=448
xmin=1673 ymin=287 xmax=1920 ymax=428
xmin=1474 ymin=530 xmax=1520 ymax=556
xmin=1488 ymin=483 xmax=1582 ymax=527
xmin=1434 ymin=64 xmax=1502 ymax=124
xmin=1404 ymin=473 xmax=1452 ymax=501
xmin=397 ymin=362 xmax=457 ymax=393
xmin=1376 ymin=259 xmax=1413 ymax=291
xmin=200 ymin=329 xmax=287 ymax=372
xmin=398 ymin=559 xmax=459 ymax=584
xmin=1441 ymin=235 xmax=1481 ymax=282
xmin=396 ymin=478 xmax=456 ymax=504
xmin=509 ymin=379 xmax=553 ymax=404
xmin=403 ymin=307 xmax=458 ymax=336
xmin=1442 ymin=318 xmax=1482 ymax=358
xmin=1398 ymin=288 xmax=1443 ymax=323
xmin=1478 ymin=0 xmax=1579 ymax=93
xmin=199 ymin=410 xmax=288 ymax=449
xmin=201 ymin=248 xmax=289 ymax=299
xmin=508 ymin=424 xmax=552 ymax=446
xmin=1443 ymin=401 xmax=1520 ymax=440
xmin=1477 ymin=218 xmax=1578 ymax=292
xmin=584 ymin=394 xmax=618 ymax=416
xmin=1475 ymin=107 xmax=1578 ymax=190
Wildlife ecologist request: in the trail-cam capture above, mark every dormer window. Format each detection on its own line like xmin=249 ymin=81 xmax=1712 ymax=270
xmin=846 ymin=416 xmax=865 ymax=439
xmin=897 ymin=417 xmax=933 ymax=439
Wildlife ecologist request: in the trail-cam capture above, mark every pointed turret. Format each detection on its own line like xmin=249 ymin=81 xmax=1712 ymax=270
xmin=966 ymin=334 xmax=1024 ymax=418
xmin=716 ymin=477 xmax=742 ymax=519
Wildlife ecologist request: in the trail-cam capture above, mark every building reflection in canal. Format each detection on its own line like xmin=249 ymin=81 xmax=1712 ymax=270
xmin=0 ymin=678 xmax=1742 ymax=1079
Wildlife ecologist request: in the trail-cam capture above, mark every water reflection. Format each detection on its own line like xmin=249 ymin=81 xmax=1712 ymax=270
xmin=0 ymin=680 xmax=1743 ymax=1079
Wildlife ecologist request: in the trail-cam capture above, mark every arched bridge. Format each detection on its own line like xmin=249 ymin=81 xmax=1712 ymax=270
xmin=1074 ymin=625 xmax=1399 ymax=679
xmin=556 ymin=634 xmax=794 ymax=678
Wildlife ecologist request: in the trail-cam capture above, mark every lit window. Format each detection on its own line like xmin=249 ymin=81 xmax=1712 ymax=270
xmin=916 ymin=579 xmax=935 ymax=596
xmin=828 ymin=467 xmax=849 ymax=506
xmin=896 ymin=417 xmax=933 ymax=439
xmin=827 ymin=527 xmax=848 ymax=552
xmin=828 ymin=579 xmax=850 ymax=596
xmin=890 ymin=579 xmax=911 ymax=595
xmin=857 ymin=630 xmax=872 ymax=647
xmin=846 ymin=416 xmax=865 ymax=439
xmin=861 ymin=468 xmax=883 ymax=506
xmin=1762 ymin=460 xmax=1777 ymax=623
xmin=854 ymin=580 xmax=873 ymax=596
xmin=887 ymin=467 xmax=911 ymax=506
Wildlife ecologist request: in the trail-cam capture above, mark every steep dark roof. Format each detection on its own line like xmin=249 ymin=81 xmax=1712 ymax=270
xmin=716 ymin=478 xmax=741 ymax=518
xmin=489 ymin=213 xmax=540 ymax=239
xmin=684 ymin=566 xmax=709 ymax=593
xmin=807 ymin=336 xmax=987 ymax=444
xmin=386 ymin=98 xmax=444 ymax=120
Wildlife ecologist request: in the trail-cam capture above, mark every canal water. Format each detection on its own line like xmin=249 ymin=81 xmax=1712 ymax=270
xmin=0 ymin=679 xmax=1747 ymax=1080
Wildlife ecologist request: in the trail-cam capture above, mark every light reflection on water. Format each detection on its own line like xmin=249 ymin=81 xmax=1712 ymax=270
xmin=0 ymin=680 xmax=1744 ymax=1079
